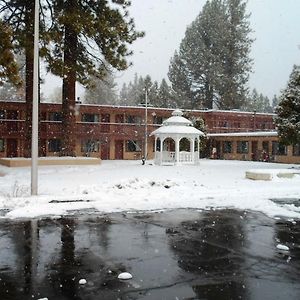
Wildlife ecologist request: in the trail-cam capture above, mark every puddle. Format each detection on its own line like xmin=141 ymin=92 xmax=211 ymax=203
xmin=0 ymin=209 xmax=300 ymax=299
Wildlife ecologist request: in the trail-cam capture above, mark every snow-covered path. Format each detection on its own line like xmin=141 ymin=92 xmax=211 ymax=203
xmin=0 ymin=159 xmax=299 ymax=219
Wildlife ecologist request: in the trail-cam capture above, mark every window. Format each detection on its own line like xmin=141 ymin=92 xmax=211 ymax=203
xmin=126 ymin=115 xmax=142 ymax=124
xmin=237 ymin=141 xmax=249 ymax=154
xmin=262 ymin=141 xmax=269 ymax=152
xmin=272 ymin=141 xmax=287 ymax=156
xmin=126 ymin=140 xmax=141 ymax=152
xmin=82 ymin=113 xmax=99 ymax=122
xmin=153 ymin=115 xmax=163 ymax=124
xmin=293 ymin=144 xmax=300 ymax=156
xmin=100 ymin=114 xmax=110 ymax=132
xmin=0 ymin=110 xmax=5 ymax=119
xmin=0 ymin=139 xmax=4 ymax=152
xmin=81 ymin=140 xmax=99 ymax=153
xmin=48 ymin=139 xmax=61 ymax=152
xmin=218 ymin=121 xmax=228 ymax=128
xmin=223 ymin=141 xmax=232 ymax=153
xmin=115 ymin=114 xmax=124 ymax=123
xmin=49 ymin=112 xmax=62 ymax=121
xmin=101 ymin=113 xmax=110 ymax=123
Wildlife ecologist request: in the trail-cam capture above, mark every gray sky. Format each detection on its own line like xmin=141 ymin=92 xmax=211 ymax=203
xmin=42 ymin=0 xmax=300 ymax=100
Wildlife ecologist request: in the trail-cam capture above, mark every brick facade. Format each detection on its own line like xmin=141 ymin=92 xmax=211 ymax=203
xmin=0 ymin=101 xmax=298 ymax=163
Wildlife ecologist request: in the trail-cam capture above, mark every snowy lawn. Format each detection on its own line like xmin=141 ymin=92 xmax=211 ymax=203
xmin=0 ymin=159 xmax=299 ymax=219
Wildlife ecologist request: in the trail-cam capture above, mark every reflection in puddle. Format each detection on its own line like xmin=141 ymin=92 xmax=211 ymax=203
xmin=0 ymin=210 xmax=299 ymax=299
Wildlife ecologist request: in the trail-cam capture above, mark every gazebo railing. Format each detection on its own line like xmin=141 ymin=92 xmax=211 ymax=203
xmin=155 ymin=151 xmax=200 ymax=165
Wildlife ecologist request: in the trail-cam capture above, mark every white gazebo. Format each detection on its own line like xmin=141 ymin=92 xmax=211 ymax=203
xmin=150 ymin=109 xmax=205 ymax=165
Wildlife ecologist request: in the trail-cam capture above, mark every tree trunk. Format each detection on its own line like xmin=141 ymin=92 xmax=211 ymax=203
xmin=60 ymin=8 xmax=77 ymax=157
xmin=24 ymin=2 xmax=35 ymax=158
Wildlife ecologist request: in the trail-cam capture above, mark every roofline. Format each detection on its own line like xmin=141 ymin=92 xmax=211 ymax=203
xmin=208 ymin=131 xmax=278 ymax=137
xmin=0 ymin=100 xmax=276 ymax=116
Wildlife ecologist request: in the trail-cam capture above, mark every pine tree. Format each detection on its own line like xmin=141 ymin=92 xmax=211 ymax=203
xmin=42 ymin=0 xmax=144 ymax=156
xmin=119 ymin=83 xmax=129 ymax=105
xmin=168 ymin=0 xmax=252 ymax=110
xmin=218 ymin=0 xmax=252 ymax=109
xmin=168 ymin=51 xmax=195 ymax=109
xmin=157 ymin=78 xmax=171 ymax=108
xmin=272 ymin=94 xmax=279 ymax=112
xmin=275 ymin=65 xmax=300 ymax=145
xmin=0 ymin=0 xmax=51 ymax=156
xmin=84 ymin=71 xmax=117 ymax=105
xmin=0 ymin=21 xmax=22 ymax=87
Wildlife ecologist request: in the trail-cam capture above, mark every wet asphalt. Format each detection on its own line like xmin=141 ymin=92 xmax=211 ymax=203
xmin=0 ymin=209 xmax=300 ymax=300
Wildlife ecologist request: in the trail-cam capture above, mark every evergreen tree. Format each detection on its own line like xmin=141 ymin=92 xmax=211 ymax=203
xmin=168 ymin=0 xmax=252 ymax=110
xmin=272 ymin=94 xmax=279 ymax=112
xmin=84 ymin=71 xmax=117 ymax=105
xmin=42 ymin=0 xmax=144 ymax=155
xmin=119 ymin=83 xmax=129 ymax=105
xmin=0 ymin=0 xmax=51 ymax=156
xmin=168 ymin=51 xmax=195 ymax=109
xmin=0 ymin=21 xmax=22 ymax=87
xmin=242 ymin=89 xmax=272 ymax=113
xmin=275 ymin=65 xmax=300 ymax=145
xmin=157 ymin=78 xmax=171 ymax=108
xmin=218 ymin=0 xmax=252 ymax=109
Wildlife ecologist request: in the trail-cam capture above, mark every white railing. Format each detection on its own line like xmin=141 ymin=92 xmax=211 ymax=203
xmin=155 ymin=151 xmax=200 ymax=165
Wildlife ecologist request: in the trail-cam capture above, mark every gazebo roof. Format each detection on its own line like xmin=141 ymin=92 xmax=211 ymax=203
xmin=150 ymin=109 xmax=204 ymax=137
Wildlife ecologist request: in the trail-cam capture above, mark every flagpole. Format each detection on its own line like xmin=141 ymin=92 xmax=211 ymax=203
xmin=31 ymin=0 xmax=39 ymax=195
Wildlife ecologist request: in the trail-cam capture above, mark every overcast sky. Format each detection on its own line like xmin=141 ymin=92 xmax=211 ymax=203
xmin=42 ymin=0 xmax=300 ymax=100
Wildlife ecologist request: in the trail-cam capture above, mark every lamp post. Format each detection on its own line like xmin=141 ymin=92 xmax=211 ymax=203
xmin=144 ymin=88 xmax=148 ymax=162
xmin=31 ymin=0 xmax=39 ymax=195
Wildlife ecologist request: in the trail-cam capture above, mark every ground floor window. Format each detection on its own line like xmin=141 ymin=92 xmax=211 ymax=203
xmin=126 ymin=140 xmax=142 ymax=152
xmin=81 ymin=140 xmax=99 ymax=153
xmin=262 ymin=141 xmax=269 ymax=152
xmin=223 ymin=141 xmax=232 ymax=153
xmin=0 ymin=138 xmax=4 ymax=152
xmin=48 ymin=139 xmax=61 ymax=152
xmin=272 ymin=141 xmax=287 ymax=156
xmin=293 ymin=144 xmax=300 ymax=156
xmin=237 ymin=141 xmax=249 ymax=154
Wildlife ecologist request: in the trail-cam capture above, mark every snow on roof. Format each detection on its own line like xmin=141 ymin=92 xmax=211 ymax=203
xmin=208 ymin=131 xmax=278 ymax=137
xmin=151 ymin=125 xmax=204 ymax=136
xmin=150 ymin=109 xmax=204 ymax=136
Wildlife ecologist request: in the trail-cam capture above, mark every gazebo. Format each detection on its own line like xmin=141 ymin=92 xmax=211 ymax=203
xmin=150 ymin=109 xmax=205 ymax=165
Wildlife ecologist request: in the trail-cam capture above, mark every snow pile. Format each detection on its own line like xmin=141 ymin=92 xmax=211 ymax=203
xmin=0 ymin=159 xmax=299 ymax=219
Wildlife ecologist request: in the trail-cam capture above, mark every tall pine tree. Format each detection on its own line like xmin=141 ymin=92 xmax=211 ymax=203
xmin=275 ymin=65 xmax=300 ymax=145
xmin=168 ymin=0 xmax=252 ymax=110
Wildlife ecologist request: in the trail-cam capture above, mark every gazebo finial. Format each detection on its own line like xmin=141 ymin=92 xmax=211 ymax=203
xmin=172 ymin=109 xmax=183 ymax=117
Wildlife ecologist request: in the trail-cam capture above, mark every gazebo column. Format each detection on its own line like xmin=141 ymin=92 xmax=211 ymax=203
xmin=154 ymin=137 xmax=157 ymax=163
xmin=175 ymin=136 xmax=180 ymax=165
xmin=160 ymin=138 xmax=164 ymax=165
xmin=191 ymin=137 xmax=195 ymax=163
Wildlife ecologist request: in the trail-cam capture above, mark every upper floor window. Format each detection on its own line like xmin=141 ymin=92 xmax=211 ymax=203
xmin=115 ymin=114 xmax=124 ymax=123
xmin=82 ymin=113 xmax=99 ymax=122
xmin=101 ymin=114 xmax=110 ymax=123
xmin=49 ymin=112 xmax=62 ymax=121
xmin=0 ymin=110 xmax=5 ymax=119
xmin=237 ymin=141 xmax=249 ymax=154
xmin=218 ymin=121 xmax=228 ymax=128
xmin=153 ymin=115 xmax=163 ymax=124
xmin=126 ymin=115 xmax=142 ymax=124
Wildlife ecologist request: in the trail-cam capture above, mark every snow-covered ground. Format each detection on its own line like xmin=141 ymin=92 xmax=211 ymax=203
xmin=0 ymin=159 xmax=299 ymax=219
